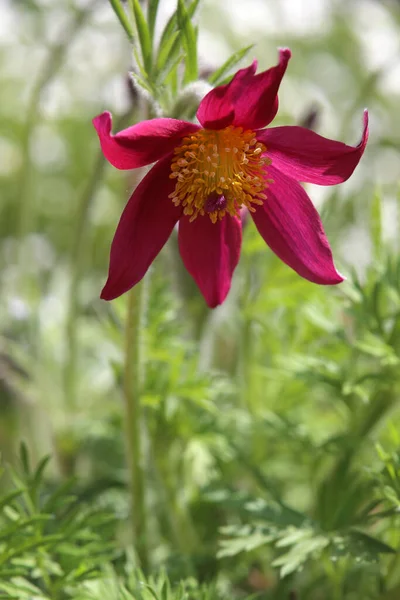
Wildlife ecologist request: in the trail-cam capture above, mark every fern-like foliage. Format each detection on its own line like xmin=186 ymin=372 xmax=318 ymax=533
xmin=0 ymin=444 xmax=117 ymax=599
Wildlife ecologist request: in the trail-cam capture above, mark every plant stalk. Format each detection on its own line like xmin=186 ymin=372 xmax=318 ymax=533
xmin=124 ymin=277 xmax=149 ymax=570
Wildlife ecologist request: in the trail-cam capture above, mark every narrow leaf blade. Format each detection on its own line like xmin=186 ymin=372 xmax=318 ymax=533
xmin=177 ymin=0 xmax=198 ymax=84
xmin=208 ymin=44 xmax=254 ymax=85
xmin=130 ymin=0 xmax=153 ymax=74
xmin=147 ymin=0 xmax=161 ymax=39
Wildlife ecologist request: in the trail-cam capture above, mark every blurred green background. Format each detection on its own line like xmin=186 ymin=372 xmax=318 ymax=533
xmin=1 ymin=0 xmax=400 ymax=598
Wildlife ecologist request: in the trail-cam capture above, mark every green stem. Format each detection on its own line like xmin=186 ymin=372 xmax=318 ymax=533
xmin=149 ymin=440 xmax=197 ymax=576
xmin=108 ymin=0 xmax=134 ymax=40
xmin=323 ymin=555 xmax=344 ymax=600
xmin=239 ymin=314 xmax=254 ymax=413
xmin=124 ymin=278 xmax=149 ymax=570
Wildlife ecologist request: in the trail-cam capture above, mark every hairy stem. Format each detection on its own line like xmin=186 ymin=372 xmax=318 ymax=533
xmin=124 ymin=277 xmax=149 ymax=570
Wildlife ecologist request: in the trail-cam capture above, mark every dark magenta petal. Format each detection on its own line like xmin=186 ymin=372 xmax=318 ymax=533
xmin=196 ymin=62 xmax=257 ymax=129
xmin=230 ymin=48 xmax=291 ymax=130
xmin=93 ymin=111 xmax=200 ymax=170
xmin=196 ymin=85 xmax=235 ymax=130
xmin=251 ymin=165 xmax=344 ymax=285
xmin=178 ymin=214 xmax=242 ymax=308
xmin=101 ymin=155 xmax=181 ymax=300
xmin=259 ymin=110 xmax=369 ymax=185
xmin=196 ymin=49 xmax=290 ymax=131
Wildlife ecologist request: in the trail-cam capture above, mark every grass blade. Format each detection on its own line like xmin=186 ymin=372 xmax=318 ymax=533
xmin=208 ymin=44 xmax=254 ymax=85
xmin=177 ymin=0 xmax=198 ymax=84
xmin=147 ymin=0 xmax=160 ymax=40
xmin=129 ymin=0 xmax=153 ymax=74
xmin=108 ymin=0 xmax=134 ymax=40
xmin=156 ymin=0 xmax=200 ymax=79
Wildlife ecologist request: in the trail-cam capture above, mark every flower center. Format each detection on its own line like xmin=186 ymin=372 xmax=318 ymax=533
xmin=169 ymin=126 xmax=270 ymax=223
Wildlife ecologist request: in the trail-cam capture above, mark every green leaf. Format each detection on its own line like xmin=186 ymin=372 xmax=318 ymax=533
xmin=371 ymin=187 xmax=383 ymax=259
xmin=217 ymin=525 xmax=276 ymax=558
xmin=42 ymin=478 xmax=77 ymax=513
xmin=157 ymin=10 xmax=179 ymax=56
xmin=355 ymin=332 xmax=399 ymax=363
xmin=30 ymin=455 xmax=52 ymax=507
xmin=130 ymin=0 xmax=153 ymax=74
xmin=147 ymin=0 xmax=161 ymax=40
xmin=0 ymin=534 xmax=64 ymax=566
xmin=208 ymin=44 xmax=254 ymax=85
xmin=158 ymin=0 xmax=199 ymax=56
xmin=108 ymin=0 xmax=134 ymax=41
xmin=0 ymin=577 xmax=48 ymax=599
xmin=0 ymin=489 xmax=24 ymax=513
xmin=0 ymin=515 xmax=54 ymax=542
xmin=273 ymin=532 xmax=329 ymax=578
xmin=32 ymin=455 xmax=51 ymax=488
xmin=177 ymin=0 xmax=198 ymax=84
xmin=397 ymin=183 xmax=400 ymax=243
xmin=155 ymin=30 xmax=181 ymax=75
xmin=19 ymin=442 xmax=30 ymax=477
xmin=0 ymin=568 xmax=27 ymax=579
xmin=156 ymin=0 xmax=199 ymax=82
xmin=349 ymin=530 xmax=396 ymax=555
xmin=130 ymin=71 xmax=156 ymax=97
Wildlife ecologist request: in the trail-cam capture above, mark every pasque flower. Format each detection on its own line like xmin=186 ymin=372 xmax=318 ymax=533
xmin=93 ymin=49 xmax=368 ymax=308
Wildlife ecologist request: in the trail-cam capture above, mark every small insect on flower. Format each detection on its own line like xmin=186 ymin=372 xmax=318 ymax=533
xmin=93 ymin=49 xmax=368 ymax=308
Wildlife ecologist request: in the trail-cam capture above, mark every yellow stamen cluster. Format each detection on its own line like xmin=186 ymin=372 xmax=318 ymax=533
xmin=169 ymin=126 xmax=270 ymax=223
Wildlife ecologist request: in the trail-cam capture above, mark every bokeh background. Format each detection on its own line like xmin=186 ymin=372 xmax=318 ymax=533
xmin=1 ymin=0 xmax=400 ymax=598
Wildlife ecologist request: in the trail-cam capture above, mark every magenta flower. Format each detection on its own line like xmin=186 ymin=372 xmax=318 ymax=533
xmin=93 ymin=49 xmax=368 ymax=308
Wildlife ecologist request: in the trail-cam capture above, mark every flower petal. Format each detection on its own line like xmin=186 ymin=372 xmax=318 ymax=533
xmin=196 ymin=48 xmax=291 ymax=131
xmin=230 ymin=48 xmax=291 ymax=130
xmin=93 ymin=111 xmax=200 ymax=170
xmin=178 ymin=214 xmax=242 ymax=308
xmin=259 ymin=110 xmax=369 ymax=185
xmin=251 ymin=165 xmax=343 ymax=284
xmin=101 ymin=155 xmax=181 ymax=300
xmin=196 ymin=85 xmax=235 ymax=130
